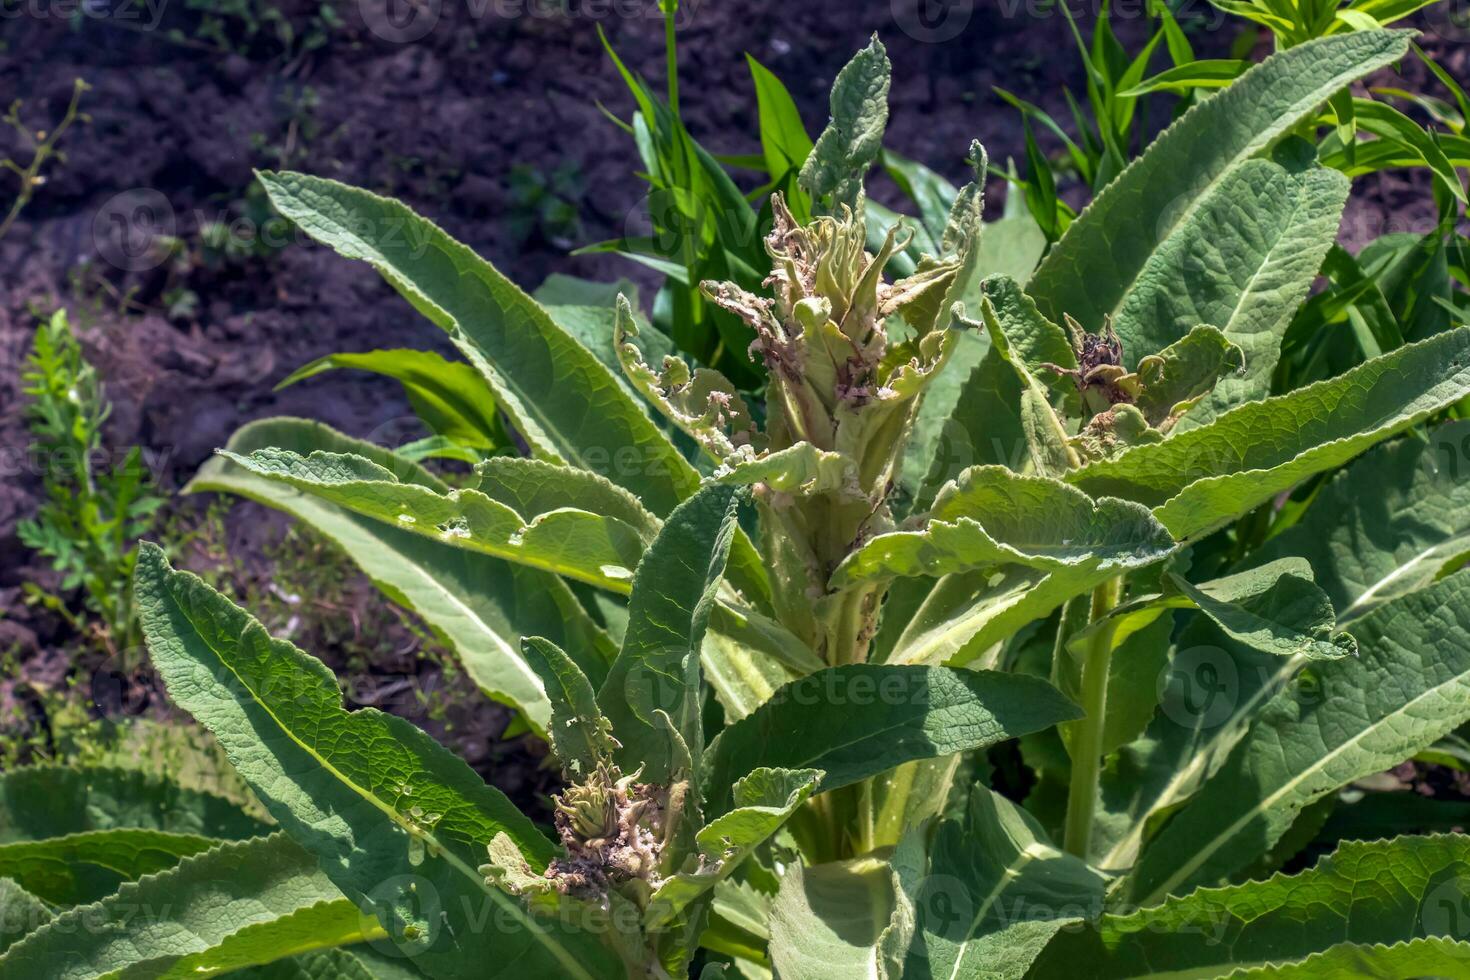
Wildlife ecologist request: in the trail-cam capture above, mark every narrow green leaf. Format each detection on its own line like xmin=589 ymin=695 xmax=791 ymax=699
xmin=0 ymin=833 xmax=378 ymax=980
xmin=598 ymin=483 xmax=743 ymax=783
xmin=276 ymin=348 xmax=506 ymax=452
xmin=134 ymin=544 xmax=619 ymax=979
xmin=256 ymin=170 xmax=700 ymax=516
xmin=1068 ymin=328 xmax=1470 ymax=540
xmin=189 ymin=418 xmax=616 ymax=726
xmin=519 ymin=636 xmax=616 ymax=779
xmin=746 ymin=55 xmax=814 ymax=185
xmin=704 ymin=665 xmax=1082 ymax=815
xmin=1027 ymin=30 xmax=1412 ymax=332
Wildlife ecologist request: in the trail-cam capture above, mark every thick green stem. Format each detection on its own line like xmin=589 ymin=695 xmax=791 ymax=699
xmin=1063 ymin=576 xmax=1123 ymax=860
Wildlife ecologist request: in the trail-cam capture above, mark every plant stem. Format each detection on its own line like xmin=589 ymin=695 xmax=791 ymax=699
xmin=661 ymin=1 xmax=679 ymax=116
xmin=1063 ymin=575 xmax=1123 ymax=860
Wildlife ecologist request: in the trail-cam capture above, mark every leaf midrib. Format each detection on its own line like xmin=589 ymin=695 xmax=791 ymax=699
xmin=160 ymin=578 xmax=596 ymax=980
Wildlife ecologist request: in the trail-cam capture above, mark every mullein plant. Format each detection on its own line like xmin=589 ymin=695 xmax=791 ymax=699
xmin=11 ymin=28 xmax=1470 ymax=980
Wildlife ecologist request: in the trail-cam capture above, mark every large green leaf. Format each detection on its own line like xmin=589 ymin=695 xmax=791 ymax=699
xmin=0 ymin=833 xmax=378 ymax=979
xmin=1245 ymin=418 xmax=1470 ymax=624
xmin=1125 ymin=570 xmax=1470 ymax=905
xmin=835 ymin=466 xmax=1173 ymax=585
xmin=703 ymin=664 xmax=1081 ymax=815
xmin=900 ymin=786 xmax=1105 ymax=980
xmin=1112 ymin=157 xmax=1349 ymax=427
xmin=1068 ymin=328 xmax=1470 ymax=540
xmin=220 ymin=447 xmax=647 ymax=593
xmin=134 ymin=545 xmax=619 ymax=979
xmin=256 ymin=170 xmax=700 ymax=516
xmin=1231 ymin=937 xmax=1470 ymax=979
xmin=1035 ymin=834 xmax=1470 ymax=978
xmin=598 ymin=484 xmax=743 ymax=784
xmin=189 ymin=418 xmax=615 ymax=728
xmin=0 ymin=829 xmax=217 ymax=906
xmin=768 ymin=854 xmax=907 ymax=980
xmin=1026 ymin=30 xmax=1411 ymax=331
xmin=1093 ymin=423 xmax=1470 ymax=872
xmin=0 ymin=764 xmax=267 ymax=844
xmin=842 ymin=467 xmax=1173 ymax=667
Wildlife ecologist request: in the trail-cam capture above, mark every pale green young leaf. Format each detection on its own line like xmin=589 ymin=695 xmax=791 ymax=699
xmin=769 ymin=855 xmax=907 ymax=980
xmin=645 ymin=767 xmax=821 ymax=930
xmin=1027 ymin=30 xmax=1412 ymax=331
xmin=703 ymin=664 xmax=1082 ymax=815
xmin=798 ymin=34 xmax=891 ymax=209
xmin=901 ymin=786 xmax=1106 ymax=979
xmin=134 ymin=545 xmax=619 ymax=979
xmin=0 ymin=829 xmax=217 ymax=906
xmin=189 ymin=418 xmax=617 ymax=725
xmin=1035 ymin=835 xmax=1470 ymax=978
xmin=598 ymin=484 xmax=743 ymax=784
xmin=255 ymin=170 xmax=700 ymax=516
xmin=1069 ymin=328 xmax=1470 ymax=541
xmin=1111 ymin=158 xmax=1348 ymax=427
xmin=1125 ymin=571 xmax=1470 ymax=905
xmin=0 ymin=833 xmax=377 ymax=980
xmin=519 ymin=636 xmax=617 ymax=779
xmin=1130 ymin=325 xmax=1245 ymax=429
xmin=0 ymin=764 xmax=267 ymax=844
xmin=834 ymin=466 xmax=1174 ymax=586
xmin=477 ymin=456 xmax=661 ymax=542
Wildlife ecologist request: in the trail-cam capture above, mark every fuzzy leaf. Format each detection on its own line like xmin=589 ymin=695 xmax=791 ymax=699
xmin=798 ymin=34 xmax=891 ymax=208
xmin=1113 ymin=159 xmax=1347 ymax=428
xmin=835 ymin=466 xmax=1174 ymax=585
xmin=769 ymin=855 xmax=907 ymax=980
xmin=645 ymin=767 xmax=821 ymax=930
xmin=0 ymin=833 xmax=377 ymax=979
xmin=256 ymin=170 xmax=700 ymax=516
xmin=0 ymin=879 xmax=49 ymax=955
xmin=703 ymin=664 xmax=1081 ymax=815
xmin=134 ymin=544 xmax=619 ymax=979
xmin=1130 ymin=325 xmax=1245 ymax=428
xmin=0 ymin=829 xmax=217 ymax=906
xmin=1036 ymin=835 xmax=1470 ymax=978
xmin=900 ymin=786 xmax=1106 ymax=979
xmin=1125 ymin=570 xmax=1470 ymax=905
xmin=189 ymin=418 xmax=615 ymax=728
xmin=1027 ymin=30 xmax=1411 ymax=333
xmin=1068 ymin=328 xmax=1470 ymax=541
xmin=0 ymin=765 xmax=267 ymax=844
xmin=598 ymin=484 xmax=743 ymax=784
xmin=220 ymin=447 xmax=648 ymax=592
xmin=519 ymin=636 xmax=617 ymax=779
